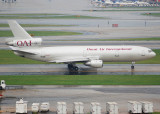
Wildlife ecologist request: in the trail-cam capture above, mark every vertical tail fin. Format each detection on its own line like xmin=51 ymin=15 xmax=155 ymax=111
xmin=8 ymin=20 xmax=32 ymax=39
xmin=6 ymin=20 xmax=42 ymax=47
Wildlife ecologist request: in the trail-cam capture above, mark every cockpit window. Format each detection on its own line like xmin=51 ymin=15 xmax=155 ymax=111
xmin=148 ymin=50 xmax=152 ymax=53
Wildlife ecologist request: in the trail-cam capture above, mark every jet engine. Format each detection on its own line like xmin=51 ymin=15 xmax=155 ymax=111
xmin=84 ymin=60 xmax=103 ymax=68
xmin=5 ymin=38 xmax=42 ymax=47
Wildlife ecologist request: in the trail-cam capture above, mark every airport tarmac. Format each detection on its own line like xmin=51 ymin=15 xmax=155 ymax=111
xmin=0 ymin=64 xmax=160 ymax=75
xmin=1 ymin=26 xmax=160 ymax=39
xmin=1 ymin=40 xmax=160 ymax=49
xmin=1 ymin=26 xmax=160 ymax=49
xmin=0 ymin=85 xmax=160 ymax=113
xmin=1 ymin=0 xmax=160 ymax=20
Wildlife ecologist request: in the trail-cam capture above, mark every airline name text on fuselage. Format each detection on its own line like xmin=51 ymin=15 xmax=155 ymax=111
xmin=87 ymin=48 xmax=132 ymax=51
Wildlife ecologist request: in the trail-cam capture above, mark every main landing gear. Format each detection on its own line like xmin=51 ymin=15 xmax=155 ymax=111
xmin=131 ymin=62 xmax=135 ymax=70
xmin=68 ymin=63 xmax=79 ymax=72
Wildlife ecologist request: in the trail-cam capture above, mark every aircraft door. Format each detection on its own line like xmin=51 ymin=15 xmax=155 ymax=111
xmin=40 ymin=48 xmax=46 ymax=59
xmin=115 ymin=50 xmax=119 ymax=57
xmin=83 ymin=50 xmax=88 ymax=57
xmin=141 ymin=50 xmax=145 ymax=56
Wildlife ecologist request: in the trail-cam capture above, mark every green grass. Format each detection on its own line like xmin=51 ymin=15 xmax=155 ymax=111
xmin=0 ymin=31 xmax=82 ymax=37
xmin=88 ymin=9 xmax=160 ymax=12
xmin=0 ymin=31 xmax=13 ymax=37
xmin=0 ymin=24 xmax=75 ymax=27
xmin=153 ymin=113 xmax=160 ymax=114
xmin=0 ymin=14 xmax=103 ymax=19
xmin=0 ymin=50 xmax=46 ymax=64
xmin=142 ymin=13 xmax=160 ymax=17
xmin=58 ymin=38 xmax=160 ymax=41
xmin=0 ymin=49 xmax=159 ymax=64
xmin=0 ymin=13 xmax=62 ymax=16
xmin=84 ymin=37 xmax=160 ymax=41
xmin=110 ymin=37 xmax=160 ymax=41
xmin=0 ymin=75 xmax=160 ymax=85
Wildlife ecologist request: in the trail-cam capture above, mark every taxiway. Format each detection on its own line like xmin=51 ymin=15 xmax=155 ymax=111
xmin=0 ymin=64 xmax=160 ymax=75
xmin=1 ymin=85 xmax=160 ymax=113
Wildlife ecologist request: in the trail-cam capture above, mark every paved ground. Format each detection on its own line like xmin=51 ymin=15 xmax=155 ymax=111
xmin=1 ymin=85 xmax=160 ymax=113
xmin=1 ymin=26 xmax=160 ymax=49
xmin=0 ymin=64 xmax=160 ymax=75
xmin=1 ymin=0 xmax=160 ymax=20
xmin=1 ymin=26 xmax=160 ymax=40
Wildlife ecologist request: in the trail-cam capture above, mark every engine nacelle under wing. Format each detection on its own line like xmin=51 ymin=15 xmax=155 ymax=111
xmin=84 ymin=60 xmax=103 ymax=68
xmin=5 ymin=38 xmax=42 ymax=47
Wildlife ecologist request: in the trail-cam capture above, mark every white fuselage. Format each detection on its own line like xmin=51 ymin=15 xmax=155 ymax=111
xmin=21 ymin=45 xmax=156 ymax=63
xmin=7 ymin=21 xmax=156 ymax=69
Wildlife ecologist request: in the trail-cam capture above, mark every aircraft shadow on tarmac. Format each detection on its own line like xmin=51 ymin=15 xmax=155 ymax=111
xmin=58 ymin=67 xmax=135 ymax=75
xmin=64 ymin=67 xmax=98 ymax=75
xmin=0 ymin=67 xmax=138 ymax=75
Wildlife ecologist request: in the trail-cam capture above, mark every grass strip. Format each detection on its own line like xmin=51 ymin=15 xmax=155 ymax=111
xmin=0 ymin=31 xmax=82 ymax=37
xmin=82 ymin=37 xmax=160 ymax=41
xmin=0 ymin=50 xmax=46 ymax=64
xmin=142 ymin=13 xmax=160 ymax=17
xmin=0 ymin=75 xmax=160 ymax=85
xmin=54 ymin=38 xmax=160 ymax=41
xmin=0 ymin=24 xmax=76 ymax=27
xmin=0 ymin=13 xmax=62 ymax=16
xmin=0 ymin=14 xmax=103 ymax=19
xmin=0 ymin=49 xmax=159 ymax=64
xmin=87 ymin=9 xmax=160 ymax=12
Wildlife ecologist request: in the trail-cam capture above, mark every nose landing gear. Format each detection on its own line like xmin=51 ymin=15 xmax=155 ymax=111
xmin=131 ymin=62 xmax=135 ymax=70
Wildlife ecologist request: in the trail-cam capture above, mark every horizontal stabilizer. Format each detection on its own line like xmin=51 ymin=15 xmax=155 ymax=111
xmin=8 ymin=20 xmax=32 ymax=39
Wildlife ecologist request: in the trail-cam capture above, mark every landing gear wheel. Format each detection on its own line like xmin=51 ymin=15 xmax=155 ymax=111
xmin=74 ymin=66 xmax=79 ymax=71
xmin=129 ymin=110 xmax=132 ymax=114
xmin=68 ymin=64 xmax=73 ymax=69
xmin=131 ymin=62 xmax=135 ymax=70
xmin=131 ymin=65 xmax=134 ymax=69
xmin=67 ymin=64 xmax=79 ymax=72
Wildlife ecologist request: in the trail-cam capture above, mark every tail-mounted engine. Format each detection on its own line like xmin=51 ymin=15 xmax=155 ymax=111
xmin=5 ymin=38 xmax=42 ymax=47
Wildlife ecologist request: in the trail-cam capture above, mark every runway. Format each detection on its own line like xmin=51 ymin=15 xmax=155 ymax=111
xmin=1 ymin=85 xmax=160 ymax=113
xmin=0 ymin=64 xmax=160 ymax=75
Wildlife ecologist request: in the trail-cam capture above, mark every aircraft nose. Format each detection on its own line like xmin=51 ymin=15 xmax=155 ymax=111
xmin=152 ymin=51 xmax=156 ymax=57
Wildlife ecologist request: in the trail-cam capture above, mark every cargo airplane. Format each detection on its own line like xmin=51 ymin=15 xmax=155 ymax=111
xmin=5 ymin=20 xmax=156 ymax=72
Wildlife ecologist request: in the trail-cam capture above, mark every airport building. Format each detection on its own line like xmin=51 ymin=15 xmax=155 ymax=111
xmin=91 ymin=0 xmax=160 ymax=7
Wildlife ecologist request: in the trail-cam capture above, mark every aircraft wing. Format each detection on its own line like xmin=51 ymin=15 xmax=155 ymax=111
xmin=49 ymin=56 xmax=99 ymax=63
xmin=13 ymin=50 xmax=38 ymax=55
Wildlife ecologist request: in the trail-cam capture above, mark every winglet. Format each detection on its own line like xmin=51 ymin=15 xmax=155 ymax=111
xmin=8 ymin=20 xmax=32 ymax=39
